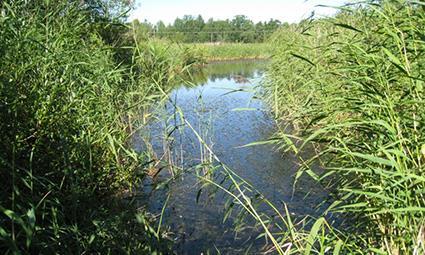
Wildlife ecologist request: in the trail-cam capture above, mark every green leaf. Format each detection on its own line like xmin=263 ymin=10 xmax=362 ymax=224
xmin=290 ymin=53 xmax=316 ymax=66
xmin=0 ymin=226 xmax=8 ymax=237
xmin=349 ymin=152 xmax=395 ymax=167
xmin=304 ymin=217 xmax=325 ymax=255
xmin=334 ymin=23 xmax=363 ymax=33
xmin=333 ymin=240 xmax=343 ymax=255
xmin=382 ymin=48 xmax=408 ymax=74
xmin=237 ymin=139 xmax=278 ymax=148
xmin=370 ymin=207 xmax=425 ymax=216
xmin=88 ymin=234 xmax=96 ymax=244
xmin=27 ymin=208 xmax=36 ymax=228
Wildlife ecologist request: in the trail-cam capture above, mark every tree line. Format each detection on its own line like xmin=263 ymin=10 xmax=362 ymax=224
xmin=132 ymin=15 xmax=288 ymax=43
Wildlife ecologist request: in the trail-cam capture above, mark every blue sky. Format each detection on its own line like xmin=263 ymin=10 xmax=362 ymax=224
xmin=130 ymin=0 xmax=348 ymax=24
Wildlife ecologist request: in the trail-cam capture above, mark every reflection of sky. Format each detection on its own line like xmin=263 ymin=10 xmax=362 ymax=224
xmin=130 ymin=0 xmax=349 ymax=24
xmin=137 ymin=61 xmax=330 ymax=254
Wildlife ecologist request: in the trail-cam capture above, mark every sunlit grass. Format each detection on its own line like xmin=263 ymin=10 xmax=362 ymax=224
xmin=0 ymin=1 xmax=195 ymax=253
xmin=183 ymin=43 xmax=272 ymax=62
xmin=262 ymin=0 xmax=425 ymax=253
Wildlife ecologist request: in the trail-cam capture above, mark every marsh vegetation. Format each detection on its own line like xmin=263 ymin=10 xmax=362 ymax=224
xmin=1 ymin=0 xmax=425 ymax=254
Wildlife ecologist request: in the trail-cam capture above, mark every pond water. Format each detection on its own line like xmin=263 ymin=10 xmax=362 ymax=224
xmin=134 ymin=60 xmax=329 ymax=254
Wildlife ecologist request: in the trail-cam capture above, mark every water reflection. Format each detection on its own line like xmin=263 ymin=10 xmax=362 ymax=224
xmin=135 ymin=60 xmax=329 ymax=254
xmin=183 ymin=59 xmax=269 ymax=86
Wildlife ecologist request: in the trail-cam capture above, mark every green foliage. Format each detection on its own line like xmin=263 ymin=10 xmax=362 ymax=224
xmin=132 ymin=38 xmax=204 ymax=85
xmin=132 ymin=15 xmax=285 ymax=43
xmin=189 ymin=43 xmax=273 ymax=61
xmin=0 ymin=0 xmax=185 ymax=253
xmin=264 ymin=0 xmax=425 ymax=253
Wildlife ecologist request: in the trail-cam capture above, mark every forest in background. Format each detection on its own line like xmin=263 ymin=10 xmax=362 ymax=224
xmin=132 ymin=15 xmax=285 ymax=43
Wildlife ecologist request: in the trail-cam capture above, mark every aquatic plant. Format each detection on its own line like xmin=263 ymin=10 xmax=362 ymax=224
xmin=263 ymin=0 xmax=425 ymax=253
xmin=190 ymin=43 xmax=273 ymax=61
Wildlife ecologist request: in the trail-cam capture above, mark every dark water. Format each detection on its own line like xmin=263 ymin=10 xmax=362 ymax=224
xmin=135 ymin=60 xmax=329 ymax=254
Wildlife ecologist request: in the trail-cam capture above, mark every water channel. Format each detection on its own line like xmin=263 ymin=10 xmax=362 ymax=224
xmin=134 ymin=60 xmax=329 ymax=254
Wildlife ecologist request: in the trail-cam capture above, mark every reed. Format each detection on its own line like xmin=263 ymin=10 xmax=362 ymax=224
xmin=0 ymin=1 xmax=195 ymax=253
xmin=190 ymin=43 xmax=273 ymax=61
xmin=262 ymin=0 xmax=425 ymax=253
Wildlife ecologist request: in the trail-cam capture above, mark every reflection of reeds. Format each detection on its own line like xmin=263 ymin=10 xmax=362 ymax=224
xmin=196 ymin=95 xmax=215 ymax=177
xmin=178 ymin=59 xmax=268 ymax=88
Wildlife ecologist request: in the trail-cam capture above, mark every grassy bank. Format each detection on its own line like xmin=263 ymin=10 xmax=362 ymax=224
xmin=185 ymin=43 xmax=272 ymax=62
xmin=0 ymin=1 xmax=195 ymax=253
xmin=138 ymin=41 xmax=273 ymax=63
xmin=262 ymin=0 xmax=425 ymax=253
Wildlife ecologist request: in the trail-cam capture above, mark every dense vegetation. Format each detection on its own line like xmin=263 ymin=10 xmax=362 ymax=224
xmin=191 ymin=43 xmax=272 ymax=61
xmin=0 ymin=0 xmax=195 ymax=253
xmin=3 ymin=0 xmax=425 ymax=253
xmin=263 ymin=0 xmax=425 ymax=253
xmin=133 ymin=15 xmax=284 ymax=43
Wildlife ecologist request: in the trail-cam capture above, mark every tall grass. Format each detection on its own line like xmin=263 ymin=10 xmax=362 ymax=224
xmin=132 ymin=38 xmax=203 ymax=84
xmin=262 ymin=0 xmax=425 ymax=253
xmin=182 ymin=43 xmax=272 ymax=62
xmin=0 ymin=1 xmax=195 ymax=253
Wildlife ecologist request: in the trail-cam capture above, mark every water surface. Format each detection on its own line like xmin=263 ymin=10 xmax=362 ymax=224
xmin=135 ymin=60 xmax=328 ymax=254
